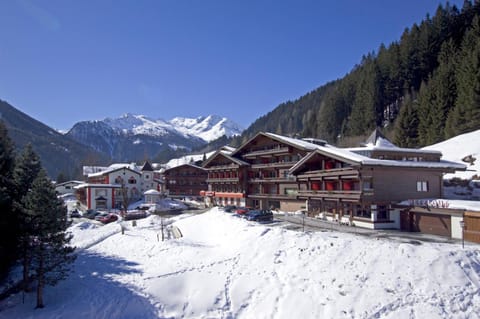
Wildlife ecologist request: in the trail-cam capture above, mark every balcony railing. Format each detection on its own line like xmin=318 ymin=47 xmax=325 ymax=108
xmin=206 ymin=177 xmax=240 ymax=183
xmin=297 ymin=190 xmax=371 ymax=201
xmin=297 ymin=168 xmax=360 ymax=180
xmin=247 ymin=193 xmax=298 ymax=199
xmin=250 ymin=161 xmax=297 ymax=169
xmin=243 ymin=146 xmax=290 ymax=157
xmin=249 ymin=176 xmax=296 ymax=183
xmin=206 ymin=164 xmax=240 ymax=170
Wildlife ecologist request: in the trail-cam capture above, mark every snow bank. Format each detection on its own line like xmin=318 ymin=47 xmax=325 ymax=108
xmin=1 ymin=208 xmax=479 ymax=319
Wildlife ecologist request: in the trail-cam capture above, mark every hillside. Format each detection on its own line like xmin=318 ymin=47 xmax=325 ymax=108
xmin=0 ymin=99 xmax=108 ymax=179
xmin=423 ymin=129 xmax=480 ymax=180
xmin=233 ymin=1 xmax=480 ymax=148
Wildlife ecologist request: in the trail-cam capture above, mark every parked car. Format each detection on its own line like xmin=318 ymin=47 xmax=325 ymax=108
xmin=245 ymin=210 xmax=274 ymax=222
xmin=84 ymin=209 xmax=101 ymax=219
xmin=222 ymin=205 xmax=237 ymax=213
xmin=94 ymin=212 xmax=109 ymax=221
xmin=99 ymin=213 xmax=118 ymax=224
xmin=70 ymin=209 xmax=81 ymax=218
xmin=235 ymin=207 xmax=251 ymax=215
xmin=124 ymin=210 xmax=148 ymax=221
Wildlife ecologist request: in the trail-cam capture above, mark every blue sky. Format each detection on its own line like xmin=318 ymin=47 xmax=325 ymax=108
xmin=0 ymin=0 xmax=464 ymax=131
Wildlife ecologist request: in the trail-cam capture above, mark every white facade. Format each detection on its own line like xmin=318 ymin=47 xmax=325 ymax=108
xmin=55 ymin=181 xmax=83 ymax=195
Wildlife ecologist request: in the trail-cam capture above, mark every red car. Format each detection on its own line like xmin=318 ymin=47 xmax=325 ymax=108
xmin=235 ymin=207 xmax=252 ymax=215
xmin=99 ymin=213 xmax=118 ymax=224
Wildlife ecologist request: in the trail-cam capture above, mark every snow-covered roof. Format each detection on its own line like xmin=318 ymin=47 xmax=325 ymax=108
xmin=290 ymin=143 xmax=466 ymax=173
xmin=164 ymin=163 xmax=207 ymax=172
xmin=55 ymin=180 xmax=84 ymax=187
xmin=203 ymin=149 xmax=250 ymax=168
xmin=398 ymin=198 xmax=480 ymax=212
xmin=74 ymin=183 xmax=122 ymax=189
xmin=144 ymin=189 xmax=160 ymax=195
xmin=264 ymin=132 xmax=323 ymax=151
xmin=88 ymin=165 xmax=141 ymax=178
xmin=349 ymin=141 xmax=442 ymax=155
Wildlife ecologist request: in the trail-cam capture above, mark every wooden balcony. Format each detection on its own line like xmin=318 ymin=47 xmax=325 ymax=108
xmin=249 ymin=177 xmax=296 ymax=183
xmin=206 ymin=164 xmax=240 ymax=170
xmin=251 ymin=161 xmax=297 ymax=169
xmin=296 ymin=189 xmax=373 ymax=201
xmin=297 ymin=168 xmax=360 ymax=180
xmin=248 ymin=193 xmax=298 ymax=199
xmin=243 ymin=146 xmax=290 ymax=158
xmin=206 ymin=177 xmax=240 ymax=183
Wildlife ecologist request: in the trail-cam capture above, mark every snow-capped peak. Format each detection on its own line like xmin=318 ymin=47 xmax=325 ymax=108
xmin=170 ymin=115 xmax=243 ymax=142
xmin=74 ymin=113 xmax=243 ymax=142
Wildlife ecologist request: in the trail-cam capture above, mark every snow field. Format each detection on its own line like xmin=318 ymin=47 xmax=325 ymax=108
xmin=1 ymin=208 xmax=479 ymax=319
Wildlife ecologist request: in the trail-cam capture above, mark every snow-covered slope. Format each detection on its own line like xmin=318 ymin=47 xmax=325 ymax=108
xmin=423 ymin=129 xmax=480 ymax=180
xmin=170 ymin=115 xmax=243 ymax=142
xmin=1 ymin=209 xmax=479 ymax=318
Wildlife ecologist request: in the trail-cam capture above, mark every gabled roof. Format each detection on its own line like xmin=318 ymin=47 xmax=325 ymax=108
xmin=163 ymin=163 xmax=207 ymax=173
xmin=202 ymin=149 xmax=249 ymax=168
xmin=364 ymin=128 xmax=387 ymax=146
xmin=289 ymin=143 xmax=467 ymax=175
xmin=141 ymin=161 xmax=154 ymax=172
xmin=88 ymin=166 xmax=141 ymax=178
xmin=231 ymin=132 xmax=321 ymax=157
xmin=55 ymin=180 xmax=84 ymax=187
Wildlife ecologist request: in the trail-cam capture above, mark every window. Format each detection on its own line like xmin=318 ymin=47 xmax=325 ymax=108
xmin=128 ymin=177 xmax=137 ymax=184
xmin=363 ymin=180 xmax=373 ymax=190
xmin=377 ymin=205 xmax=389 ymax=220
xmin=355 ymin=205 xmax=370 ymax=218
xmin=417 ymin=181 xmax=429 ymax=192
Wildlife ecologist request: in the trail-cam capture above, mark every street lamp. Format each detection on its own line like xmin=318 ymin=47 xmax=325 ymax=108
xmin=459 ymin=220 xmax=465 ymax=249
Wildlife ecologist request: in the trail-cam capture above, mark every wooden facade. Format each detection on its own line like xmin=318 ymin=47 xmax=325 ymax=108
xmin=164 ymin=164 xmax=207 ymax=199
xmin=229 ymin=133 xmax=318 ymax=211
xmin=289 ymin=141 xmax=464 ymax=229
xmin=202 ymin=151 xmax=248 ymax=206
xmin=464 ymin=211 xmax=480 ymax=243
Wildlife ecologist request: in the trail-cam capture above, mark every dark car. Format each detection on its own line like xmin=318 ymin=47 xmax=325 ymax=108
xmin=99 ymin=213 xmax=118 ymax=224
xmin=70 ymin=209 xmax=81 ymax=218
xmin=84 ymin=209 xmax=101 ymax=219
xmin=245 ymin=210 xmax=274 ymax=222
xmin=124 ymin=210 xmax=148 ymax=221
xmin=222 ymin=205 xmax=237 ymax=213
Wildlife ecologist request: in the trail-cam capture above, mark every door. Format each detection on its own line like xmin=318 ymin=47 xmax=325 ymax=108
xmin=411 ymin=212 xmax=451 ymax=237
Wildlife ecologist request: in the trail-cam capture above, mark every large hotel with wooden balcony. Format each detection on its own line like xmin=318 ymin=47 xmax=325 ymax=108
xmin=289 ymin=130 xmax=466 ymax=229
xmin=201 ymin=130 xmax=466 ymax=230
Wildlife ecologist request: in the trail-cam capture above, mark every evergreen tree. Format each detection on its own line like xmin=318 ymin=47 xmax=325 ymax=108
xmin=394 ymin=92 xmax=420 ymax=147
xmin=446 ymin=14 xmax=480 ymax=136
xmin=0 ymin=121 xmax=17 ymax=279
xmin=24 ymin=170 xmax=76 ymax=308
xmin=13 ymin=143 xmax=43 ymax=290
xmin=55 ymin=172 xmax=68 ymax=184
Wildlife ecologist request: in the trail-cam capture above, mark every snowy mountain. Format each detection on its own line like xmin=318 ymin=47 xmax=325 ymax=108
xmin=170 ymin=115 xmax=244 ymax=142
xmin=65 ymin=113 xmax=243 ymax=162
xmin=101 ymin=113 xmax=242 ymax=142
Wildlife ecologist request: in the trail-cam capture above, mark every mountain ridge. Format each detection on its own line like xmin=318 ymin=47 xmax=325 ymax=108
xmin=64 ymin=113 xmax=243 ymax=163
